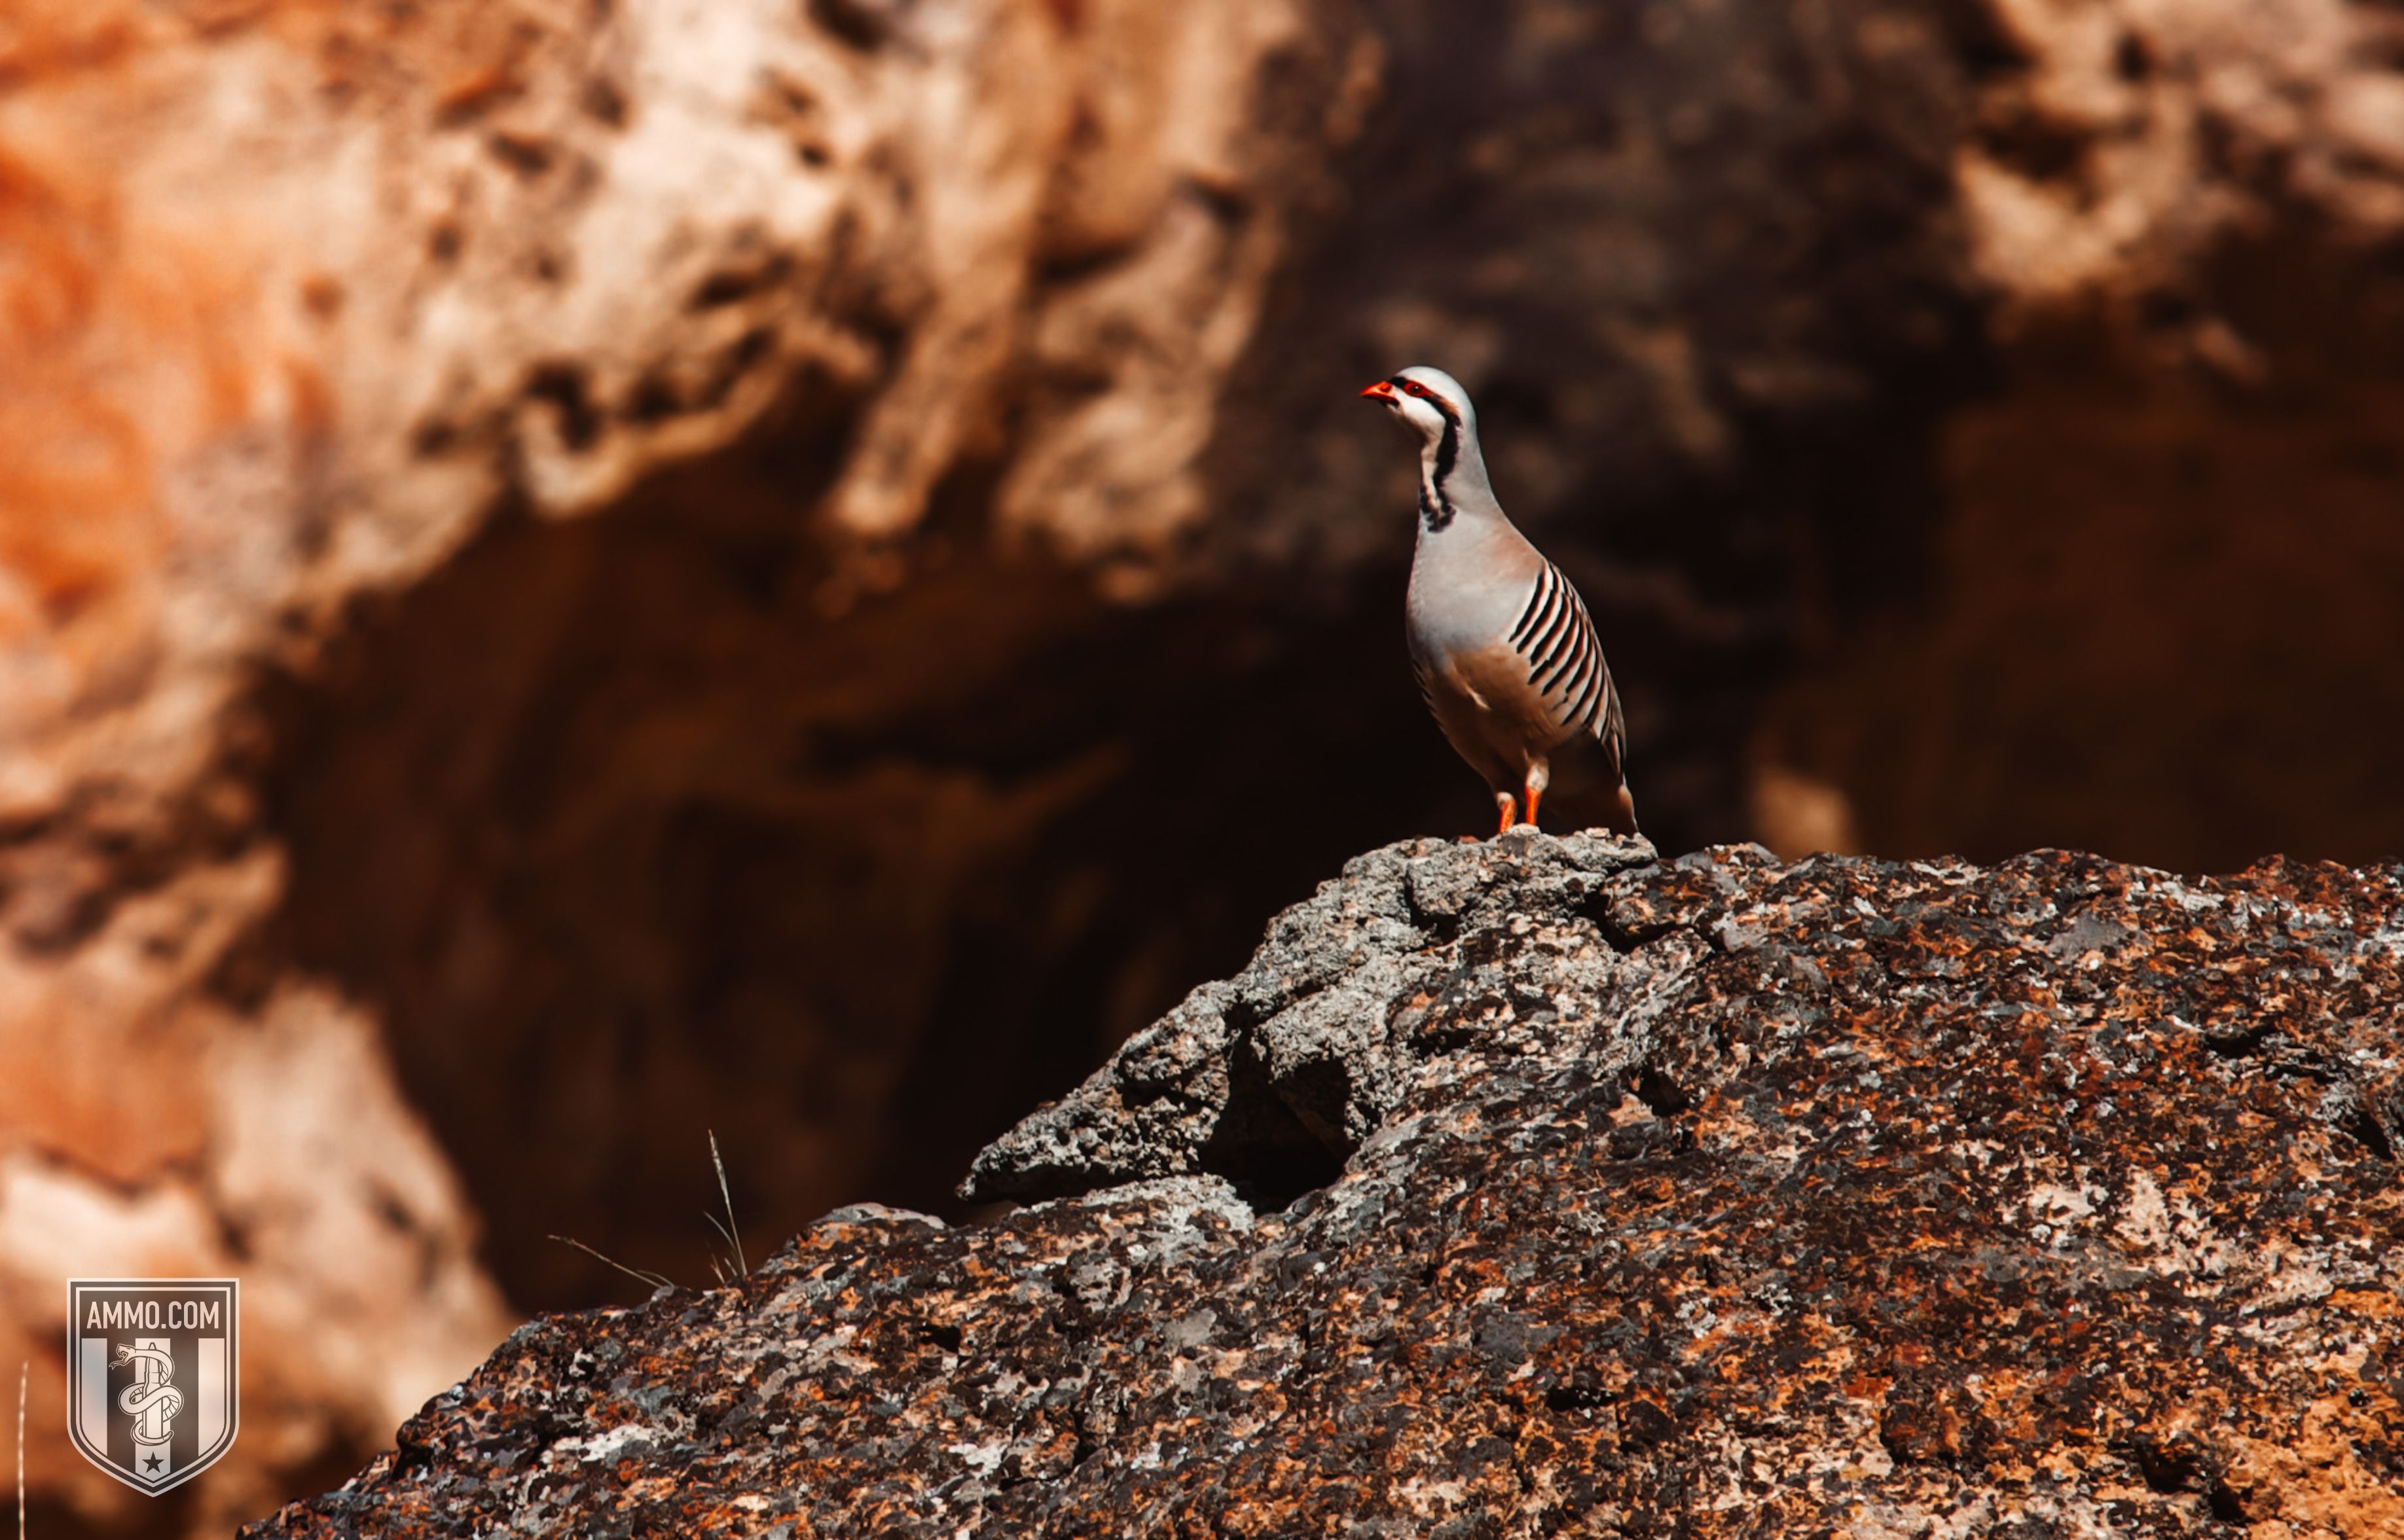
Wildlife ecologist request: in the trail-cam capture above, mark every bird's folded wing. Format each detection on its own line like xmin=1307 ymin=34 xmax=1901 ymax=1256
xmin=1504 ymin=560 xmax=1614 ymax=738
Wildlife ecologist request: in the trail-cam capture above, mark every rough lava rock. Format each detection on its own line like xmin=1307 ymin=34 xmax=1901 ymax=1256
xmin=251 ymin=834 xmax=2404 ymax=1538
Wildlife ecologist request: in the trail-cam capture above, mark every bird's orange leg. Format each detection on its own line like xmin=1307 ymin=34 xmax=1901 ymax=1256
xmin=1522 ymin=778 xmax=1544 ymax=830
xmin=1492 ymin=791 xmax=1518 ymax=837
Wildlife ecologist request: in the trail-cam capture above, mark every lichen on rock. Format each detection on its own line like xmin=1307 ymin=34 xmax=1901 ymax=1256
xmin=249 ymin=834 xmax=2404 ymax=1539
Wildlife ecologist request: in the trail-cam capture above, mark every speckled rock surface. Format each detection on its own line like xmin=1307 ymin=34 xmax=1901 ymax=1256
xmin=249 ymin=835 xmax=2404 ymax=1537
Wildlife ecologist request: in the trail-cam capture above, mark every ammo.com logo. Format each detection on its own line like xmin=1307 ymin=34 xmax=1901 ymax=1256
xmin=65 ymin=1279 xmax=239 ymax=1494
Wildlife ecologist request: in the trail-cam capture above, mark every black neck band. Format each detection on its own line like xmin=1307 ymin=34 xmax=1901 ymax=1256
xmin=1421 ymin=416 xmax=1460 ymax=531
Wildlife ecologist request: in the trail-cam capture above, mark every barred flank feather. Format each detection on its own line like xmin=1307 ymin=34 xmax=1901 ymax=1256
xmin=1507 ymin=560 xmax=1624 ymax=759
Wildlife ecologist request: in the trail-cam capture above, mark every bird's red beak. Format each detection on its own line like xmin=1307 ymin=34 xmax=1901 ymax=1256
xmin=1360 ymin=380 xmax=1398 ymax=403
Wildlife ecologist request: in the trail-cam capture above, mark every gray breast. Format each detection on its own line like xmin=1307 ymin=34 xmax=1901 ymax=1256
xmin=1406 ymin=520 xmax=1537 ymax=666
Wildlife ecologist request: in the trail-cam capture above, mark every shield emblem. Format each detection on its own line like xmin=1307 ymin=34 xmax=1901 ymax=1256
xmin=65 ymin=1280 xmax=239 ymax=1494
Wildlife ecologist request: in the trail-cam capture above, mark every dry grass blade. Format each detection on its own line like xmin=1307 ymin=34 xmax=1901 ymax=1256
xmin=547 ymin=1235 xmax=674 ymax=1294
xmin=708 ymin=1130 xmax=747 ymax=1280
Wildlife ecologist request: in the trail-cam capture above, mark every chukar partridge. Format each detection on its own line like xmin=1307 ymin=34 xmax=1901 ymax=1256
xmin=1362 ymin=366 xmax=1639 ymax=838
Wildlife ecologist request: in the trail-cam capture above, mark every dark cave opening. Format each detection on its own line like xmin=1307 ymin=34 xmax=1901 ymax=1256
xmin=251 ymin=414 xmax=1506 ymax=1314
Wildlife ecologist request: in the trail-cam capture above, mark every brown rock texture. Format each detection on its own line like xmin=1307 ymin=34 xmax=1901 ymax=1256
xmin=1764 ymin=0 xmax=2404 ymax=870
xmin=250 ymin=834 xmax=2404 ymax=1539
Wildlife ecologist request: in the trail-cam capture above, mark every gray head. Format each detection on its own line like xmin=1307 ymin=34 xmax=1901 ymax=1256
xmin=1359 ymin=365 xmax=1495 ymax=531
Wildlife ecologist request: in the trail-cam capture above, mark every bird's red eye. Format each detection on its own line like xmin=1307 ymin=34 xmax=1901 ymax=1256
xmin=1401 ymin=381 xmax=1429 ymax=397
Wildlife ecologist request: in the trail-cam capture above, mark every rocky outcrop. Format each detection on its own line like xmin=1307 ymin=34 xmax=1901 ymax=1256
xmin=251 ymin=834 xmax=2404 ymax=1538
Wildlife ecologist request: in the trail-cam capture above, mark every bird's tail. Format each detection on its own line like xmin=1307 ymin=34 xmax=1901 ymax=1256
xmin=1547 ymin=781 xmax=1639 ymax=838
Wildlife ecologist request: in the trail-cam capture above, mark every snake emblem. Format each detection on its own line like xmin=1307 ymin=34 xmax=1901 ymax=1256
xmin=113 ymin=1343 xmax=183 ymax=1444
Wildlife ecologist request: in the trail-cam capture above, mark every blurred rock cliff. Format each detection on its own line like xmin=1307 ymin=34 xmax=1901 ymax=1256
xmin=5 ymin=0 xmax=2404 ymax=1531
